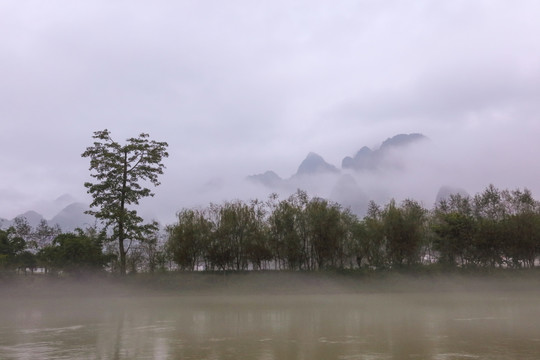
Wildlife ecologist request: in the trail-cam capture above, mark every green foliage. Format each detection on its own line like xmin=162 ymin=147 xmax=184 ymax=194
xmin=305 ymin=198 xmax=347 ymax=269
xmin=0 ymin=227 xmax=37 ymax=273
xmin=267 ymin=191 xmax=307 ymax=270
xmin=38 ymin=229 xmax=109 ymax=274
xmin=167 ymin=209 xmax=212 ymax=271
xmin=431 ymin=185 xmax=540 ymax=269
xmin=360 ymin=201 xmax=386 ymax=269
xmin=82 ymin=129 xmax=168 ymax=274
xmin=432 ymin=194 xmax=476 ymax=267
xmin=383 ymin=199 xmax=427 ymax=267
xmin=7 ymin=181 xmax=540 ymax=275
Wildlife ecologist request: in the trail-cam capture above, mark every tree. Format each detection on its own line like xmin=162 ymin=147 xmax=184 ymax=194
xmin=38 ymin=229 xmax=108 ymax=274
xmin=167 ymin=208 xmax=212 ymax=271
xmin=268 ymin=195 xmax=303 ymax=270
xmin=82 ymin=129 xmax=168 ymax=275
xmin=383 ymin=199 xmax=426 ymax=267
xmin=432 ymin=194 xmax=476 ymax=267
xmin=361 ymin=201 xmax=387 ymax=269
xmin=0 ymin=228 xmax=25 ymax=272
xmin=305 ymin=198 xmax=346 ymax=269
xmin=211 ymin=201 xmax=258 ymax=271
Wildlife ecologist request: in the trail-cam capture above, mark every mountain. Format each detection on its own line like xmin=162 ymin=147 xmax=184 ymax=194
xmin=0 ymin=203 xmax=93 ymax=232
xmin=295 ymin=152 xmax=339 ymax=176
xmin=250 ymin=133 xmax=427 ymax=187
xmin=49 ymin=202 xmax=94 ymax=231
xmin=247 ymin=171 xmax=284 ymax=188
xmin=0 ymin=210 xmax=44 ymax=229
xmin=380 ymin=133 xmax=427 ymax=150
xmin=18 ymin=210 xmax=44 ymax=228
xmin=341 ymin=146 xmax=376 ymax=170
xmin=342 ymin=133 xmax=427 ymax=171
xmin=248 ymin=152 xmax=339 ymax=187
xmin=329 ymin=175 xmax=369 ymax=215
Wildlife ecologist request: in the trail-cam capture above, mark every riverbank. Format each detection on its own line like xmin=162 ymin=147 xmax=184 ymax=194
xmin=2 ymin=268 xmax=540 ymax=297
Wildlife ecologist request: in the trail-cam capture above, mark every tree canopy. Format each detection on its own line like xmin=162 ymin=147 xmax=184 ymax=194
xmin=82 ymin=129 xmax=168 ymax=275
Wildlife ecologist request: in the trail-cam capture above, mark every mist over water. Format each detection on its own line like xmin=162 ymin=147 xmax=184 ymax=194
xmin=2 ymin=276 xmax=540 ymax=360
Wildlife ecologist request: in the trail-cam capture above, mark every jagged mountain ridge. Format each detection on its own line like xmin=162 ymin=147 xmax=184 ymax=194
xmin=342 ymin=133 xmax=427 ymax=171
xmin=246 ymin=133 xmax=432 ymax=216
xmin=295 ymin=152 xmax=340 ymax=176
xmin=249 ymin=133 xmax=427 ymax=184
xmin=0 ymin=202 xmax=93 ymax=232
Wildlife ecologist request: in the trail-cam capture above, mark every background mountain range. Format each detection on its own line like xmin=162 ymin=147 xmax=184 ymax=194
xmin=0 ymin=200 xmax=94 ymax=232
xmin=1 ymin=133 xmax=468 ymax=231
xmin=248 ymin=133 xmax=446 ymax=215
xmin=249 ymin=133 xmax=427 ymax=183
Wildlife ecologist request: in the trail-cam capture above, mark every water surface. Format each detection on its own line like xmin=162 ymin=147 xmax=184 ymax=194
xmin=1 ymin=291 xmax=539 ymax=359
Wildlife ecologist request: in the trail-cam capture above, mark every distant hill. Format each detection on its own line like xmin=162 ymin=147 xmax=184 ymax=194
xmin=248 ymin=152 xmax=340 ymax=187
xmin=380 ymin=133 xmax=426 ymax=150
xmin=15 ymin=210 xmax=44 ymax=228
xmin=247 ymin=171 xmax=284 ymax=188
xmin=246 ymin=133 xmax=431 ymax=216
xmin=295 ymin=152 xmax=339 ymax=176
xmin=0 ymin=202 xmax=93 ymax=232
xmin=249 ymin=133 xmax=427 ymax=187
xmin=329 ymin=175 xmax=369 ymax=215
xmin=342 ymin=133 xmax=427 ymax=171
xmin=49 ymin=202 xmax=95 ymax=231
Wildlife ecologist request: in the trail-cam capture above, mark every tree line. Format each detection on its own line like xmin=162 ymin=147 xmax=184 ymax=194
xmin=165 ymin=185 xmax=540 ymax=271
xmin=3 ymin=130 xmax=540 ymax=276
xmin=3 ymin=185 xmax=540 ymax=275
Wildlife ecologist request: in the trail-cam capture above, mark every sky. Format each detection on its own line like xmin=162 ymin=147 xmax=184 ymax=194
xmin=1 ymin=0 xmax=540 ymax=223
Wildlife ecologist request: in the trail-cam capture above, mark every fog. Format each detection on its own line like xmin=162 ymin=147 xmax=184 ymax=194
xmin=1 ymin=1 xmax=539 ymax=225
xmin=142 ymin=119 xmax=540 ymax=224
xmin=3 ymin=272 xmax=540 ymax=359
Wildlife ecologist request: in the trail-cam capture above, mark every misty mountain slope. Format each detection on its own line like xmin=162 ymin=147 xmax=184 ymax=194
xmin=329 ymin=175 xmax=369 ymax=215
xmin=0 ymin=210 xmax=44 ymax=229
xmin=380 ymin=133 xmax=427 ymax=150
xmin=18 ymin=210 xmax=44 ymax=228
xmin=244 ymin=132 xmax=438 ymax=217
xmin=49 ymin=202 xmax=95 ymax=231
xmin=342 ymin=133 xmax=427 ymax=171
xmin=0 ymin=202 xmax=94 ymax=232
xmin=294 ymin=152 xmax=340 ymax=176
xmin=342 ymin=146 xmax=375 ymax=170
xmin=247 ymin=152 xmax=339 ymax=189
xmin=249 ymin=133 xmax=427 ymax=189
xmin=247 ymin=171 xmax=285 ymax=188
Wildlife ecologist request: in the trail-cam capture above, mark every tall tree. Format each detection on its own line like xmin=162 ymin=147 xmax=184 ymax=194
xmin=82 ymin=129 xmax=168 ymax=275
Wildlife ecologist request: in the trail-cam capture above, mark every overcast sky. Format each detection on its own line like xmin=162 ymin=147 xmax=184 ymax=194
xmin=1 ymin=0 xmax=540 ymax=222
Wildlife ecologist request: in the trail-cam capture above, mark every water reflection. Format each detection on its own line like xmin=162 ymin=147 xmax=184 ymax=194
xmin=1 ymin=292 xmax=540 ymax=359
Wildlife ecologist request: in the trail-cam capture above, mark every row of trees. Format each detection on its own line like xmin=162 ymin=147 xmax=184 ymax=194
xmin=0 ymin=219 xmax=110 ymax=275
xmin=4 ymin=130 xmax=540 ymax=275
xmin=3 ymin=185 xmax=540 ymax=275
xmin=166 ymin=186 xmax=540 ymax=271
xmin=0 ymin=217 xmax=168 ymax=275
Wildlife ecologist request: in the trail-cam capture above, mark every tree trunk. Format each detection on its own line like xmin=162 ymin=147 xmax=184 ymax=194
xmin=119 ymin=235 xmax=126 ymax=275
xmin=118 ymin=151 xmax=128 ymax=275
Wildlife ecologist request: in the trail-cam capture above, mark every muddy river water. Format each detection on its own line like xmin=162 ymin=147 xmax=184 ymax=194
xmin=1 ymin=291 xmax=540 ymax=359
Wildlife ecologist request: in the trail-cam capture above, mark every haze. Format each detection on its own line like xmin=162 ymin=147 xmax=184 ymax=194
xmin=1 ymin=1 xmax=540 ymax=224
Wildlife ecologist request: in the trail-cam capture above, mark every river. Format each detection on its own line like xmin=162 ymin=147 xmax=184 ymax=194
xmin=1 ymin=291 xmax=539 ymax=359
